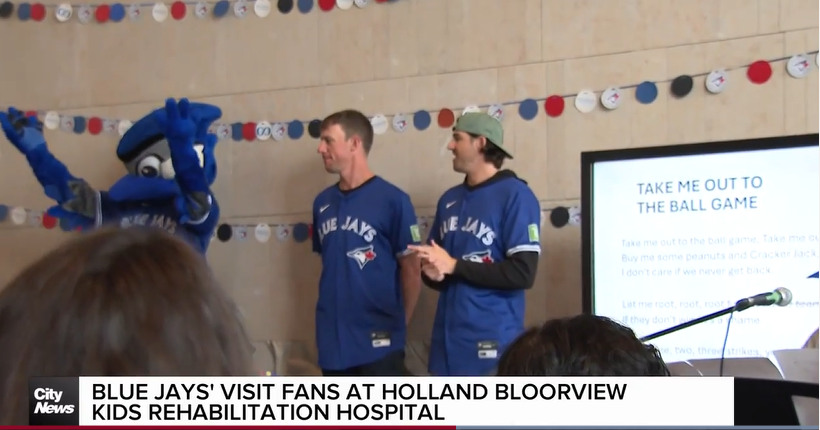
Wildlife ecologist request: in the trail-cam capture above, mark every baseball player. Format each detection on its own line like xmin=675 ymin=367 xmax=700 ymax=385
xmin=409 ymin=112 xmax=541 ymax=376
xmin=312 ymin=110 xmax=422 ymax=376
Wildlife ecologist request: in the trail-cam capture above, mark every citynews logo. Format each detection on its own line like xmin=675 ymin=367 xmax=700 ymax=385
xmin=29 ymin=377 xmax=80 ymax=426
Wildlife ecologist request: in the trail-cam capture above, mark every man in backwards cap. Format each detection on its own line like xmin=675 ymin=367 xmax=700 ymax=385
xmin=409 ymin=112 xmax=541 ymax=376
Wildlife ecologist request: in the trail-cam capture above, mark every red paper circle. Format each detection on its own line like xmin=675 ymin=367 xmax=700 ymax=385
xmin=374 ymin=0 xmax=388 ymax=3
xmin=544 ymin=95 xmax=565 ymax=117
xmin=30 ymin=3 xmax=45 ymax=21
xmin=86 ymin=117 xmax=102 ymax=135
xmin=42 ymin=213 xmax=57 ymax=229
xmin=24 ymin=110 xmax=37 ymax=119
xmin=171 ymin=1 xmax=186 ymax=20
xmin=747 ymin=61 xmax=772 ymax=84
xmin=95 ymin=4 xmax=110 ymax=22
xmin=242 ymin=122 xmax=257 ymax=141
xmin=437 ymin=109 xmax=455 ymax=128
xmin=318 ymin=0 xmax=335 ymax=11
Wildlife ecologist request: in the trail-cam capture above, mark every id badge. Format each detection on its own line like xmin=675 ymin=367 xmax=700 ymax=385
xmin=477 ymin=340 xmax=498 ymax=359
xmin=371 ymin=331 xmax=391 ymax=348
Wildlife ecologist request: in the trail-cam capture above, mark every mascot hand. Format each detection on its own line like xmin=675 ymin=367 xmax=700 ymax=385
xmin=58 ymin=180 xmax=99 ymax=219
xmin=0 ymin=107 xmax=46 ymax=154
xmin=154 ymin=98 xmax=197 ymax=144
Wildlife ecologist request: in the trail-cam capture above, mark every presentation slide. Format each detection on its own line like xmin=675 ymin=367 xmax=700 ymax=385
xmin=591 ymin=143 xmax=819 ymax=364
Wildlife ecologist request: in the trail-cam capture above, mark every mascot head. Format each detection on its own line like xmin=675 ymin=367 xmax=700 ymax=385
xmin=108 ymin=102 xmax=221 ymax=202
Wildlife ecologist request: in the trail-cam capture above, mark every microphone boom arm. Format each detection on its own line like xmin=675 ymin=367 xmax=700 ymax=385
xmin=640 ymin=303 xmax=740 ymax=343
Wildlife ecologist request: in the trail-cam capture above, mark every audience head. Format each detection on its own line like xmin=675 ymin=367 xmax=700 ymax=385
xmin=497 ymin=314 xmax=670 ymax=376
xmin=0 ymin=227 xmax=253 ymax=424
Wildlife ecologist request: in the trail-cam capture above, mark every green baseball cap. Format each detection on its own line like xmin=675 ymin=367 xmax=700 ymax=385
xmin=453 ymin=112 xmax=511 ymax=158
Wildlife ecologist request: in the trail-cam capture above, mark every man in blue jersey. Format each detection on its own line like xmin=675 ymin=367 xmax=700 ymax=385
xmin=312 ymin=109 xmax=422 ymax=376
xmin=408 ymin=112 xmax=541 ymax=376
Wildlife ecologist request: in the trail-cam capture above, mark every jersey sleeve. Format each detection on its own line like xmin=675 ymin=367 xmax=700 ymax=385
xmin=311 ymin=205 xmax=321 ymax=254
xmin=502 ymin=188 xmax=542 ymax=256
xmin=391 ymin=193 xmax=421 ymax=258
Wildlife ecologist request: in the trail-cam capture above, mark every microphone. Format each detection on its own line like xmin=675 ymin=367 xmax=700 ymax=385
xmin=734 ymin=287 xmax=792 ymax=311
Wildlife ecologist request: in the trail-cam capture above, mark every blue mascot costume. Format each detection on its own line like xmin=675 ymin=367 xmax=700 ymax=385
xmin=0 ymin=98 xmax=222 ymax=254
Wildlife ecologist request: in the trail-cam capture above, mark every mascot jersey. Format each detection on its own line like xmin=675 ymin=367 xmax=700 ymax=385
xmin=0 ymin=99 xmax=222 ymax=254
xmin=312 ymin=176 xmax=421 ymax=371
xmin=427 ymin=171 xmax=541 ymax=376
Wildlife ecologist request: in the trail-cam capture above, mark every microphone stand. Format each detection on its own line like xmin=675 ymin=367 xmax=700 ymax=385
xmin=640 ymin=302 xmax=749 ymax=342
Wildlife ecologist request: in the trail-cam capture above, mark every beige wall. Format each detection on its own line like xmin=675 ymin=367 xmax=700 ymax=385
xmin=0 ymin=0 xmax=817 ymax=375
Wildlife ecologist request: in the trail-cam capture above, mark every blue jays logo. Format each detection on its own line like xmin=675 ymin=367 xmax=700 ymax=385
xmin=347 ymin=245 xmax=377 ymax=269
xmin=463 ymin=250 xmax=494 ymax=264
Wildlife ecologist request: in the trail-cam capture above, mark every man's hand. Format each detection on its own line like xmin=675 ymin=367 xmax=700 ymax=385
xmin=0 ymin=107 xmax=46 ymax=154
xmin=408 ymin=241 xmax=457 ymax=277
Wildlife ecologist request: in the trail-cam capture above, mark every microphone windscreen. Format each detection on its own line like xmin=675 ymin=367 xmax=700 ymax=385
xmin=775 ymin=287 xmax=793 ymax=306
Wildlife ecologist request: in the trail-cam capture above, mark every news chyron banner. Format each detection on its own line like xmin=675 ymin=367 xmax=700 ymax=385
xmin=30 ymin=376 xmax=734 ymax=426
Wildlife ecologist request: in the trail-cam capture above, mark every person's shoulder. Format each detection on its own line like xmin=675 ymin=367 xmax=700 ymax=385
xmin=503 ymin=176 xmax=538 ymax=202
xmin=373 ymin=177 xmax=412 ymax=201
xmin=313 ymin=185 xmax=337 ymax=208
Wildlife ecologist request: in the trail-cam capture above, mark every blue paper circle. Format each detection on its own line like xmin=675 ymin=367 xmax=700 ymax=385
xmin=109 ymin=3 xmax=125 ymax=21
xmin=72 ymin=116 xmax=86 ymax=134
xmin=16 ymin=2 xmax=29 ymax=20
xmin=230 ymin=122 xmax=243 ymax=141
xmin=292 ymin=223 xmax=309 ymax=243
xmin=635 ymin=81 xmax=658 ymax=104
xmin=213 ymin=0 xmax=229 ymax=17
xmin=59 ymin=217 xmax=72 ymax=232
xmin=518 ymin=99 xmax=538 ymax=120
xmin=0 ymin=204 xmax=8 ymax=221
xmin=296 ymin=0 xmax=312 ymax=14
xmin=412 ymin=110 xmax=431 ymax=131
xmin=287 ymin=120 xmax=304 ymax=140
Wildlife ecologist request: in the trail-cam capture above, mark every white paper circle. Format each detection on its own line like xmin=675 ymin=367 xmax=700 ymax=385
xmin=275 ymin=225 xmax=290 ymax=242
xmin=118 ymin=120 xmax=133 ymax=136
xmin=337 ymin=0 xmax=353 ymax=10
xmin=28 ymin=211 xmax=42 ymax=226
xmin=234 ymin=0 xmax=247 ymax=17
xmin=103 ymin=119 xmax=118 ymax=133
xmin=254 ymin=0 xmax=271 ymax=17
xmin=194 ymin=2 xmax=208 ymax=17
xmin=786 ymin=54 xmax=811 ymax=79
xmin=255 ymin=224 xmax=271 ymax=243
xmin=271 ymin=123 xmax=286 ymax=141
xmin=234 ymin=226 xmax=248 ymax=241
xmin=55 ymin=4 xmax=72 ymax=21
xmin=255 ymin=121 xmax=272 ymax=140
xmin=127 ymin=4 xmax=141 ymax=20
xmin=600 ymin=87 xmax=623 ymax=110
xmin=487 ymin=104 xmax=505 ymax=121
xmin=574 ymin=90 xmax=597 ymax=113
xmin=567 ymin=207 xmax=582 ymax=226
xmin=59 ymin=116 xmax=74 ymax=132
xmin=10 ymin=207 xmax=27 ymax=225
xmin=215 ymin=124 xmax=230 ymax=140
xmin=370 ymin=114 xmax=388 ymax=135
xmin=77 ymin=5 xmax=93 ymax=23
xmin=44 ymin=112 xmax=60 ymax=130
xmin=152 ymin=3 xmax=168 ymax=21
xmin=462 ymin=105 xmax=480 ymax=116
xmin=354 ymin=0 xmax=367 ymax=7
xmin=392 ymin=114 xmax=409 ymax=132
xmin=705 ymin=69 xmax=728 ymax=94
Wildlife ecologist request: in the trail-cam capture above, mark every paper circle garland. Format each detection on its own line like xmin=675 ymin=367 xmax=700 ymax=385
xmin=600 ymin=87 xmax=623 ymax=110
xmin=216 ymin=224 xmax=232 ymax=241
xmin=292 ymin=223 xmax=309 ymax=242
xmin=255 ymin=224 xmax=271 ymax=242
xmin=318 ymin=0 xmax=335 ymax=11
xmin=437 ymin=109 xmax=455 ymax=128
xmin=549 ymin=207 xmax=569 ymax=228
xmin=152 ymin=3 xmax=168 ymax=21
xmin=635 ymin=81 xmax=658 ymax=104
xmin=307 ymin=119 xmax=321 ymax=138
xmin=10 ymin=207 xmax=26 ymax=225
xmin=255 ymin=0 xmax=271 ymax=16
xmin=370 ymin=114 xmax=388 ymax=135
xmin=170 ymin=1 xmax=185 ymax=19
xmin=412 ymin=110 xmax=431 ymax=131
xmin=786 ymin=54 xmax=811 ymax=78
xmin=487 ymin=104 xmax=504 ymax=121
xmin=462 ymin=105 xmax=480 ymax=116
xmin=255 ymin=121 xmax=272 ymax=140
xmin=518 ymin=99 xmax=538 ymax=120
xmin=392 ymin=114 xmax=408 ymax=132
xmin=336 ymin=0 xmax=353 ymax=9
xmin=544 ymin=96 xmax=564 ymax=117
xmin=277 ymin=0 xmax=293 ymax=13
xmin=574 ymin=91 xmax=597 ymax=113
xmin=670 ymin=75 xmax=693 ymax=98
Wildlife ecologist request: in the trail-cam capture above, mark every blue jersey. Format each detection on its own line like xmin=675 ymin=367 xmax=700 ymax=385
xmin=312 ymin=177 xmax=421 ymax=370
xmin=427 ymin=174 xmax=541 ymax=376
xmin=97 ymin=192 xmax=219 ymax=254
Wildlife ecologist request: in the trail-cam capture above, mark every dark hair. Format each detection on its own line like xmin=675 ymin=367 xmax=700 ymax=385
xmin=497 ymin=314 xmax=671 ymax=376
xmin=468 ymin=132 xmax=506 ymax=168
xmin=0 ymin=227 xmax=254 ymax=424
xmin=320 ymin=109 xmax=374 ymax=155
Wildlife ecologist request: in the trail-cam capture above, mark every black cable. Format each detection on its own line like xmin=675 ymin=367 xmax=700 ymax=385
xmin=718 ymin=311 xmax=735 ymax=377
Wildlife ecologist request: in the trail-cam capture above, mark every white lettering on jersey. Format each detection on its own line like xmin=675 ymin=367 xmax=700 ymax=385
xmin=318 ymin=216 xmax=377 ymax=243
xmin=120 ymin=214 xmax=177 ymax=234
xmin=439 ymin=216 xmax=496 ymax=246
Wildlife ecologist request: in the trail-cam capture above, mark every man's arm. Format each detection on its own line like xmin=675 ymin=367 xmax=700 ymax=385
xmin=392 ymin=194 xmax=422 ymax=324
xmin=421 ymin=206 xmax=447 ymax=291
xmin=451 ymin=190 xmax=541 ymax=290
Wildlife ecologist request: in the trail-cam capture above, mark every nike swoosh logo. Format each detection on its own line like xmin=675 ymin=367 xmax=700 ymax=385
xmin=320 ymin=205 xmax=330 ymax=213
xmin=446 ymin=201 xmax=456 ymax=208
